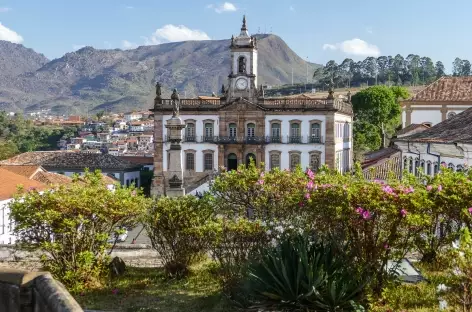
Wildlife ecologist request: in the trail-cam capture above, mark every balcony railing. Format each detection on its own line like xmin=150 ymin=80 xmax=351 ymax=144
xmin=167 ymin=135 xmax=324 ymax=144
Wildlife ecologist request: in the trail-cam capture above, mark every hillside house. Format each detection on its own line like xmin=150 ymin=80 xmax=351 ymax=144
xmin=0 ymin=152 xmax=142 ymax=187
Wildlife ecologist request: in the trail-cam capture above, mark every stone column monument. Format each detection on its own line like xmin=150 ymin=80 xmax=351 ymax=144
xmin=165 ymin=89 xmax=186 ymax=197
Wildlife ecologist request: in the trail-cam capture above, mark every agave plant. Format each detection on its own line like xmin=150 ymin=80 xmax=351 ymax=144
xmin=246 ymin=234 xmax=368 ymax=311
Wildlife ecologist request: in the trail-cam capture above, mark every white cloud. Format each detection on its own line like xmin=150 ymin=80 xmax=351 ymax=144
xmin=72 ymin=44 xmax=86 ymax=51
xmin=289 ymin=6 xmax=295 ymax=12
xmin=0 ymin=22 xmax=23 ymax=43
xmin=125 ymin=5 xmax=134 ymax=9
xmin=322 ymin=44 xmax=336 ymax=51
xmin=142 ymin=24 xmax=210 ymax=45
xmin=122 ymin=40 xmax=138 ymax=50
xmin=0 ymin=7 xmax=11 ymax=13
xmin=322 ymin=38 xmax=380 ymax=57
xmin=207 ymin=2 xmax=237 ymax=13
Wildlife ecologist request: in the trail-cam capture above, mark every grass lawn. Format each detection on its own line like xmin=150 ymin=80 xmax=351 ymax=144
xmin=76 ymin=261 xmax=234 ymax=312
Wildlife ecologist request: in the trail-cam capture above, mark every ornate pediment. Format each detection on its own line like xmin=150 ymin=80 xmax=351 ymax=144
xmin=220 ymin=98 xmax=265 ymax=112
xmin=168 ymin=174 xmax=182 ymax=188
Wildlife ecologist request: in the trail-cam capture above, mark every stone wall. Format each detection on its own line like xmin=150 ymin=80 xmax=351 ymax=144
xmin=0 ymin=244 xmax=160 ymax=268
xmin=0 ymin=268 xmax=83 ymax=312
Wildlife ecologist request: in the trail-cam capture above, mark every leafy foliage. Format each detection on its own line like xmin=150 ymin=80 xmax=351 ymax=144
xmin=202 ymin=217 xmax=270 ymax=291
xmin=143 ymin=195 xmax=213 ymax=278
xmin=0 ymin=111 xmax=79 ymax=159
xmin=351 ymin=85 xmax=409 ymax=152
xmin=9 ymin=170 xmax=149 ymax=292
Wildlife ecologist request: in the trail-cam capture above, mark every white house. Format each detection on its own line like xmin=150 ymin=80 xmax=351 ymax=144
xmin=401 ymin=77 xmax=472 ymax=128
xmin=0 ymin=152 xmax=143 ymax=187
xmin=395 ymin=107 xmax=472 ymax=176
xmin=124 ymin=112 xmax=143 ymax=122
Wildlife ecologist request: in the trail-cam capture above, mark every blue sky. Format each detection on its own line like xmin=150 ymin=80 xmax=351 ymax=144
xmin=0 ymin=0 xmax=470 ymax=72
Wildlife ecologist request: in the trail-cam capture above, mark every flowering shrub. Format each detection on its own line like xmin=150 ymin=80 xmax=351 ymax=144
xmin=417 ymin=168 xmax=472 ymax=262
xmin=9 ymin=170 xmax=149 ymax=292
xmin=210 ymin=163 xmax=306 ymax=220
xmin=438 ymin=228 xmax=472 ymax=311
xmin=143 ymin=195 xmax=212 ymax=278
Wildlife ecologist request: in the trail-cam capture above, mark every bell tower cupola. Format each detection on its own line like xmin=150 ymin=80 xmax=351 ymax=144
xmin=227 ymin=15 xmax=258 ymax=101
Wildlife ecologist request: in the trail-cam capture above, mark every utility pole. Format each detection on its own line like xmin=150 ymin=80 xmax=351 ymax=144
xmin=305 ymin=56 xmax=308 ymax=92
xmin=291 ymin=68 xmax=294 ymax=86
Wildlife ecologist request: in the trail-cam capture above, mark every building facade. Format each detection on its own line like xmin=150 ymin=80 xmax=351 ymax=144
xmin=151 ymin=17 xmax=353 ymax=194
xmin=401 ymin=77 xmax=472 ymax=128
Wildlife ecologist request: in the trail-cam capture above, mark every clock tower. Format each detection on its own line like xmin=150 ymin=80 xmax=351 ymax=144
xmin=226 ymin=16 xmax=258 ymax=102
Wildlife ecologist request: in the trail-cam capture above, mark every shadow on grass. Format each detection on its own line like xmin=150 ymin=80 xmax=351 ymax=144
xmin=76 ymin=265 xmax=235 ymax=312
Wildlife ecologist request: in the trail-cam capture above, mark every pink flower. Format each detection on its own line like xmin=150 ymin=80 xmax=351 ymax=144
xmin=362 ymin=210 xmax=371 ymax=220
xmin=306 ymin=169 xmax=315 ymax=180
xmin=384 ymin=243 xmax=390 ymax=250
xmin=400 ymin=209 xmax=407 ymax=217
xmin=403 ymin=186 xmax=414 ymax=194
xmin=299 ymin=201 xmax=304 ymax=207
xmin=382 ymin=185 xmax=394 ymax=194
xmin=305 ymin=193 xmax=310 ymax=199
xmin=441 ymin=163 xmax=447 ymax=168
xmin=112 ymin=288 xmax=119 ymax=295
xmin=438 ymin=185 xmax=443 ymax=192
xmin=257 ymin=179 xmax=264 ymax=185
xmin=468 ymin=207 xmax=472 ymax=214
xmin=426 ymin=185 xmax=432 ymax=191
xmin=306 ymin=180 xmax=314 ymax=190
xmin=356 ymin=207 xmax=364 ymax=214
xmin=260 ymin=172 xmax=265 ymax=178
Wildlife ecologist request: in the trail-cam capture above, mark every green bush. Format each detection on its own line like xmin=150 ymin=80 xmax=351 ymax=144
xmin=143 ymin=195 xmax=212 ymax=278
xmin=202 ymin=217 xmax=269 ymax=291
xmin=9 ymin=170 xmax=149 ymax=292
xmin=245 ymin=233 xmax=367 ymax=311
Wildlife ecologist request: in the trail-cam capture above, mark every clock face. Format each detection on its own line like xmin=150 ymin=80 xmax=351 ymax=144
xmin=236 ymin=78 xmax=248 ymax=90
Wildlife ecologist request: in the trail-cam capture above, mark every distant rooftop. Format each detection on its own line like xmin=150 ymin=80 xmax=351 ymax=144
xmin=404 ymin=77 xmax=472 ymax=103
xmin=396 ymin=106 xmax=472 ymax=144
xmin=0 ymin=152 xmax=141 ymax=171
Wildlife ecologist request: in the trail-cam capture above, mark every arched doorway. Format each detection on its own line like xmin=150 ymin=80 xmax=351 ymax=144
xmin=227 ymin=153 xmax=238 ymax=171
xmin=245 ymin=153 xmax=256 ymax=167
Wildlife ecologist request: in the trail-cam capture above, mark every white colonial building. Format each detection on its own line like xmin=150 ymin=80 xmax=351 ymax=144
xmin=396 ymin=107 xmax=472 ymax=175
xmin=401 ymin=77 xmax=472 ymax=128
xmin=151 ymin=17 xmax=353 ymax=194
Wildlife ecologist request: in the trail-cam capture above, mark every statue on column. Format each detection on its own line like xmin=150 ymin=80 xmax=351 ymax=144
xmin=171 ymin=88 xmax=180 ymax=117
xmin=154 ymin=82 xmax=162 ymax=109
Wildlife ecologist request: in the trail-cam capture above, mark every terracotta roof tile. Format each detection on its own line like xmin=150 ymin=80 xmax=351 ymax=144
xmin=0 ymin=165 xmax=42 ymax=179
xmin=32 ymin=171 xmax=73 ymax=185
xmin=396 ymin=107 xmax=472 ymax=143
xmin=0 ymin=152 xmax=141 ymax=171
xmin=405 ymin=77 xmax=472 ymax=102
xmin=396 ymin=124 xmax=430 ymax=136
xmin=0 ymin=169 xmax=48 ymax=200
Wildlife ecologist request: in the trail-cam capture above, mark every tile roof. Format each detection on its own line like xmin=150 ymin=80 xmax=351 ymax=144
xmin=405 ymin=77 xmax=472 ymax=102
xmin=361 ymin=147 xmax=402 ymax=181
xmin=0 ymin=169 xmax=48 ymax=200
xmin=396 ymin=107 xmax=472 ymax=143
xmin=0 ymin=165 xmax=42 ymax=179
xmin=118 ymin=156 xmax=154 ymax=165
xmin=32 ymin=171 xmax=73 ymax=185
xmin=0 ymin=152 xmax=141 ymax=171
xmin=395 ymin=123 xmax=430 ymax=136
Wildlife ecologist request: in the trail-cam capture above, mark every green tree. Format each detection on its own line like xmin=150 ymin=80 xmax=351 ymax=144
xmin=453 ymin=57 xmax=463 ymax=76
xmin=0 ymin=140 xmax=19 ymax=160
xmin=9 ymin=170 xmax=150 ymax=291
xmin=352 ymin=86 xmax=409 ymax=151
xmin=96 ymin=110 xmax=105 ymax=121
xmin=436 ymin=61 xmax=446 ymax=79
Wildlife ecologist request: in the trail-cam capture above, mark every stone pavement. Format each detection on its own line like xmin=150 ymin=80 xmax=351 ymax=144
xmin=118 ymin=224 xmax=151 ymax=245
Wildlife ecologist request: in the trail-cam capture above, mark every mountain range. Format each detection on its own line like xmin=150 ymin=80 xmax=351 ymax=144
xmin=0 ymin=35 xmax=320 ymax=114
